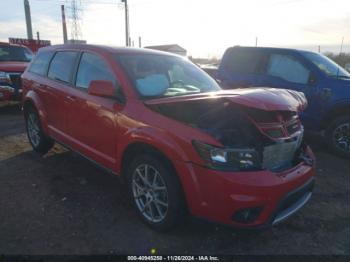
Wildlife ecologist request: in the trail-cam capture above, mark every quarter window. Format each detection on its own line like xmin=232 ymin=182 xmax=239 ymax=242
xmin=267 ymin=54 xmax=310 ymax=84
xmin=76 ymin=52 xmax=116 ymax=89
xmin=48 ymin=51 xmax=78 ymax=83
xmin=28 ymin=51 xmax=53 ymax=76
xmin=223 ymin=49 xmax=265 ymax=74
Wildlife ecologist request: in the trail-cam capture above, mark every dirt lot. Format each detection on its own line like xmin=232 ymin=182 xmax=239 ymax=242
xmin=0 ymin=103 xmax=349 ymax=255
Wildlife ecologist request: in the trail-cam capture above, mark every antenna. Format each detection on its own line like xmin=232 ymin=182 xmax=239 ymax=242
xmin=336 ymin=37 xmax=344 ymax=79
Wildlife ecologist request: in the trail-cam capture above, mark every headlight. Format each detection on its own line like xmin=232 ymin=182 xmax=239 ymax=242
xmin=192 ymin=140 xmax=261 ymax=171
xmin=0 ymin=71 xmax=11 ymax=84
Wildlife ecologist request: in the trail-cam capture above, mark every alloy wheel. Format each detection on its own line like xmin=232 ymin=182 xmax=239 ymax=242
xmin=27 ymin=112 xmax=41 ymax=147
xmin=132 ymin=164 xmax=169 ymax=223
xmin=333 ymin=122 xmax=350 ymax=153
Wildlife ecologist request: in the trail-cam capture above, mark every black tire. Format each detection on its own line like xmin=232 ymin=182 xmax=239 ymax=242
xmin=24 ymin=106 xmax=54 ymax=154
xmin=126 ymin=154 xmax=186 ymax=231
xmin=325 ymin=115 xmax=350 ymax=158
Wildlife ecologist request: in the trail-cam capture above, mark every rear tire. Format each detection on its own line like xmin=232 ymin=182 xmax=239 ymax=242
xmin=126 ymin=154 xmax=186 ymax=231
xmin=325 ymin=116 xmax=350 ymax=158
xmin=24 ymin=106 xmax=54 ymax=154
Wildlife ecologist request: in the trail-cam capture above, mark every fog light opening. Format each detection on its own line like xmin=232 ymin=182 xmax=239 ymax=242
xmin=232 ymin=207 xmax=263 ymax=223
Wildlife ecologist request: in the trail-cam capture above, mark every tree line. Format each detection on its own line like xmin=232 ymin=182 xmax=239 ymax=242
xmin=324 ymin=52 xmax=350 ymax=68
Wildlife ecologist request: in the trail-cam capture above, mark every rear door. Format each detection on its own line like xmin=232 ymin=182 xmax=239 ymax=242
xmin=45 ymin=51 xmax=79 ymax=141
xmin=24 ymin=50 xmax=54 ymax=107
xmin=65 ymin=51 xmax=120 ymax=170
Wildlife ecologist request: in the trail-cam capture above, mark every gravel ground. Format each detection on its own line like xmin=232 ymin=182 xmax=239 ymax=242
xmin=0 ymin=103 xmax=349 ymax=255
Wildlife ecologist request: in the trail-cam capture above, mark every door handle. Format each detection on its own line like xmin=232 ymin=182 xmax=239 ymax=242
xmin=66 ymin=95 xmax=77 ymax=102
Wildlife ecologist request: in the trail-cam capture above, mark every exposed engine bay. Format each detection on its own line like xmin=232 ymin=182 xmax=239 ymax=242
xmin=147 ymin=95 xmax=311 ymax=172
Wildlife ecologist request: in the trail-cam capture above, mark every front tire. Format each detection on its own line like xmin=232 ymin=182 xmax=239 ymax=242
xmin=126 ymin=154 xmax=186 ymax=231
xmin=325 ymin=116 xmax=350 ymax=158
xmin=25 ymin=106 xmax=54 ymax=154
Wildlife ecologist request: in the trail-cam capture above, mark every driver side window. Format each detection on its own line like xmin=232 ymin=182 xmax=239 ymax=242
xmin=267 ymin=54 xmax=310 ymax=84
xmin=76 ymin=52 xmax=117 ymax=89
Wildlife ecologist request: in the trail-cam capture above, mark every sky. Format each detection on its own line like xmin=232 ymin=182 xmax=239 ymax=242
xmin=0 ymin=0 xmax=349 ymax=57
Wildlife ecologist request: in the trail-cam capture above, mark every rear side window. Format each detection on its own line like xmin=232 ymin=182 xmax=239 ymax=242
xmin=266 ymin=54 xmax=310 ymax=84
xmin=223 ymin=49 xmax=264 ymax=74
xmin=28 ymin=51 xmax=53 ymax=76
xmin=75 ymin=52 xmax=116 ymax=89
xmin=48 ymin=51 xmax=78 ymax=83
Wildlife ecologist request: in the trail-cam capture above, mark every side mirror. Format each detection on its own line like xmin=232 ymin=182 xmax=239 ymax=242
xmin=88 ymin=80 xmax=116 ymax=98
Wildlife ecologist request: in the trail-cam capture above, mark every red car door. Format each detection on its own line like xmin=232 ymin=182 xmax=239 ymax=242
xmin=45 ymin=51 xmax=79 ymax=142
xmin=65 ymin=52 xmax=119 ymax=170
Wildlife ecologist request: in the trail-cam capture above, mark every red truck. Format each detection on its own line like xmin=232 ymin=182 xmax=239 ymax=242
xmin=0 ymin=42 xmax=33 ymax=101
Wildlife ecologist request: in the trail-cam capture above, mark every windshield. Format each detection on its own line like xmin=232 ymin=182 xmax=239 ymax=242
xmin=116 ymin=54 xmax=221 ymax=98
xmin=303 ymin=52 xmax=350 ymax=79
xmin=0 ymin=45 xmax=33 ymax=62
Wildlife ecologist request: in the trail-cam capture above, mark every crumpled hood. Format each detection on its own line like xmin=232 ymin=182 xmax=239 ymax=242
xmin=145 ymin=87 xmax=308 ymax=112
xmin=0 ymin=61 xmax=29 ymax=73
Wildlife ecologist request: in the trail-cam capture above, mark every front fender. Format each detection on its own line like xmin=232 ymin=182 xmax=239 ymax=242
xmin=116 ymin=125 xmax=193 ymax=173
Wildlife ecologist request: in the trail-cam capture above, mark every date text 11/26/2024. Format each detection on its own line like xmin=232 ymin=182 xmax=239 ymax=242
xmin=127 ymin=256 xmax=219 ymax=261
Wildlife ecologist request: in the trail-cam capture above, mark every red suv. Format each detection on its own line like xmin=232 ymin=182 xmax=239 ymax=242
xmin=0 ymin=42 xmax=33 ymax=101
xmin=22 ymin=44 xmax=316 ymax=231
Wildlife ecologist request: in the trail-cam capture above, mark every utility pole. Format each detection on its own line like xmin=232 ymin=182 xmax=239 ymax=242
xmin=122 ymin=0 xmax=130 ymax=46
xmin=36 ymin=31 xmax=40 ymax=40
xmin=340 ymin=37 xmax=344 ymax=55
xmin=138 ymin=36 xmax=142 ymax=48
xmin=24 ymin=0 xmax=33 ymax=39
xmin=255 ymin=37 xmax=258 ymax=47
xmin=61 ymin=5 xmax=68 ymax=43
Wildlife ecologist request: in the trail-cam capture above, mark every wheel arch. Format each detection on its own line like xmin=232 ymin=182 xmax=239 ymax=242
xmin=321 ymin=103 xmax=350 ymax=129
xmin=23 ymin=91 xmax=49 ymax=134
xmin=120 ymin=141 xmax=189 ymax=212
xmin=120 ymin=142 xmax=178 ymax=183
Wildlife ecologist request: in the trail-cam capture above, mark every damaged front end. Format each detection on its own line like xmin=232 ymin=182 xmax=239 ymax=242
xmin=145 ymin=88 xmax=313 ymax=172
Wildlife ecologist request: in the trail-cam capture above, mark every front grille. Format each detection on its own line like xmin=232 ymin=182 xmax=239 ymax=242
xmin=286 ymin=120 xmax=300 ymax=136
xmin=262 ymin=131 xmax=303 ymax=171
xmin=9 ymin=73 xmax=22 ymax=90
